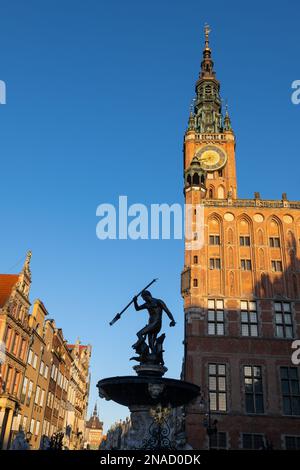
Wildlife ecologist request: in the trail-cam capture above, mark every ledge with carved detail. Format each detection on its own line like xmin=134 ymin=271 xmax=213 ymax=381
xmin=200 ymin=198 xmax=300 ymax=210
xmin=185 ymin=132 xmax=234 ymax=143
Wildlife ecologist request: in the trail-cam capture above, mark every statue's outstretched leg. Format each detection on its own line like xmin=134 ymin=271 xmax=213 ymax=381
xmin=132 ymin=326 xmax=147 ymax=349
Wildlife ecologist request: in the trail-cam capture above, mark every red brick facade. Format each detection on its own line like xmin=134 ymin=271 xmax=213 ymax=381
xmin=182 ymin=29 xmax=300 ymax=450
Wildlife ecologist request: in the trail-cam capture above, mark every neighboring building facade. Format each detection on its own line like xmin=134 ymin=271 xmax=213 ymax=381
xmin=45 ymin=323 xmax=72 ymax=444
xmin=0 ymin=252 xmax=32 ymax=449
xmin=85 ymin=404 xmax=103 ymax=449
xmin=0 ymin=253 xmax=92 ymax=449
xmin=66 ymin=341 xmax=91 ymax=450
xmin=19 ymin=300 xmax=51 ymax=449
xmin=182 ymin=27 xmax=300 ymax=450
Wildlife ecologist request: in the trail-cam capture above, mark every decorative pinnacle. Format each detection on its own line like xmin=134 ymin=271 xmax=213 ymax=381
xmin=22 ymin=250 xmax=32 ymax=274
xmin=189 ymin=97 xmax=196 ymax=114
xmin=224 ymin=100 xmax=232 ymax=131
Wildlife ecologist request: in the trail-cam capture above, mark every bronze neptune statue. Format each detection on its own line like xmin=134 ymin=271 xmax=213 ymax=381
xmin=131 ymin=290 xmax=175 ymax=366
xmin=109 ymin=280 xmax=176 ymax=367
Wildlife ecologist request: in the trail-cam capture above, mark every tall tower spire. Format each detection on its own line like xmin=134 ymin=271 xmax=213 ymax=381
xmin=201 ymin=24 xmax=214 ymax=78
xmin=193 ymin=25 xmax=223 ymax=133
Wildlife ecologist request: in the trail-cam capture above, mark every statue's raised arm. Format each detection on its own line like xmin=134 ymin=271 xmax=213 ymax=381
xmin=133 ymin=296 xmax=147 ymax=311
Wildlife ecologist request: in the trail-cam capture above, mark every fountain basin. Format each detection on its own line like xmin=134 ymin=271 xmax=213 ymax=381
xmin=97 ymin=375 xmax=200 ymax=408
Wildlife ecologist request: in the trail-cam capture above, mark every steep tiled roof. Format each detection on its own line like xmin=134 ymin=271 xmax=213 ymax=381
xmin=86 ymin=415 xmax=103 ymax=430
xmin=0 ymin=274 xmax=19 ymax=307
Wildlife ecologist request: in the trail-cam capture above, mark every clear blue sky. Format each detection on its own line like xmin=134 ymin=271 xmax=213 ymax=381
xmin=0 ymin=0 xmax=299 ymax=431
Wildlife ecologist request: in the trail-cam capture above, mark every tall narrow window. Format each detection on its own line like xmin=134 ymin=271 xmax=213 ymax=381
xmin=269 ymin=237 xmax=280 ymax=248
xmin=241 ymin=259 xmax=252 ymax=270
xmin=242 ymin=434 xmax=265 ymax=450
xmin=21 ymin=377 xmax=28 ymax=404
xmin=208 ymin=299 xmax=225 ymax=336
xmin=30 ymin=419 xmax=35 ymax=435
xmin=209 ymin=235 xmax=220 ymax=245
xmin=210 ymin=258 xmax=221 ymax=270
xmin=22 ymin=416 xmax=28 ymax=432
xmin=27 ymin=380 xmax=33 ymax=406
xmin=193 ymin=173 xmax=200 ymax=185
xmin=241 ymin=301 xmax=258 ymax=337
xmin=12 ymin=334 xmax=20 ymax=356
xmin=40 ymin=389 xmax=45 ymax=408
xmin=39 ymin=361 xmax=44 ymax=376
xmin=19 ymin=339 xmax=26 ymax=361
xmin=210 ymin=432 xmax=227 ymax=449
xmin=193 ymin=255 xmax=198 ymax=264
xmin=275 ymin=302 xmax=293 ymax=338
xmin=28 ymin=349 xmax=33 ymax=366
xmin=193 ymin=278 xmax=198 ymax=288
xmin=271 ymin=260 xmax=283 ymax=272
xmin=35 ymin=386 xmax=40 ymax=405
xmin=240 ymin=236 xmax=250 ymax=246
xmin=6 ymin=367 xmax=14 ymax=393
xmin=285 ymin=436 xmax=300 ymax=450
xmin=244 ymin=366 xmax=264 ymax=414
xmin=280 ymin=367 xmax=300 ymax=415
xmin=208 ymin=364 xmax=227 ymax=412
xmin=32 ymin=354 xmax=38 ymax=369
xmin=12 ymin=371 xmax=21 ymax=397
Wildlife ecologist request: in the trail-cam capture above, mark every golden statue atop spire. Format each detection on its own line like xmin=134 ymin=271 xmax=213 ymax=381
xmin=204 ymin=23 xmax=211 ymax=49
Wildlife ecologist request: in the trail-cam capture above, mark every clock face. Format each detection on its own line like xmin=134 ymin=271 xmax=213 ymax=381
xmin=196 ymin=145 xmax=227 ymax=171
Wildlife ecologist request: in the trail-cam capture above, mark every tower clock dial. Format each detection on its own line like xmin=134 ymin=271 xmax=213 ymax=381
xmin=196 ymin=145 xmax=227 ymax=171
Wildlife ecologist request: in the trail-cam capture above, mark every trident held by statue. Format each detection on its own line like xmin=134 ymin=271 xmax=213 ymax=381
xmin=109 ymin=278 xmax=158 ymax=326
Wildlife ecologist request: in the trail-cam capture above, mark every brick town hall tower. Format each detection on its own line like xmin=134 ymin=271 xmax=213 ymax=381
xmin=182 ymin=26 xmax=300 ymax=450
